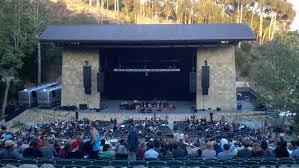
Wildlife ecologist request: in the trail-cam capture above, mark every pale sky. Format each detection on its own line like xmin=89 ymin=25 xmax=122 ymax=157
xmin=288 ymin=0 xmax=299 ymax=31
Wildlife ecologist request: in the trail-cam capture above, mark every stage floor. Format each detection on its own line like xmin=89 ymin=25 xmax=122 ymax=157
xmin=99 ymin=100 xmax=195 ymax=113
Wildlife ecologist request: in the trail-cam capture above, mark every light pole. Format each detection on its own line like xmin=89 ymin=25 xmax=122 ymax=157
xmin=37 ymin=35 xmax=41 ymax=85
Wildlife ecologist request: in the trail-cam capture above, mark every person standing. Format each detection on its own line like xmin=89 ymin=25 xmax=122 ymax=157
xmin=127 ymin=122 xmax=138 ymax=161
xmin=90 ymin=121 xmax=100 ymax=159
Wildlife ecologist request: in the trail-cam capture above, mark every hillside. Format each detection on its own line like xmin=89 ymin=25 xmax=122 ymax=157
xmin=46 ymin=0 xmax=173 ymax=24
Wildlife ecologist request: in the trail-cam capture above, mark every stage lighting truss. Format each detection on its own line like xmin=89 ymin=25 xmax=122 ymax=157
xmin=113 ymin=68 xmax=181 ymax=72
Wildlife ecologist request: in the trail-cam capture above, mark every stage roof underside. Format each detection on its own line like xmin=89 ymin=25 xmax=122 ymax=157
xmin=39 ymin=24 xmax=256 ymax=47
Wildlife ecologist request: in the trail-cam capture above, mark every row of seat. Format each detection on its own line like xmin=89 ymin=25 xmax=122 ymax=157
xmin=1 ymin=158 xmax=298 ymax=168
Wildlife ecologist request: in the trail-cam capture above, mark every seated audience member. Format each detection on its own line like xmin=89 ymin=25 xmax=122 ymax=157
xmin=39 ymin=140 xmax=57 ymax=159
xmin=115 ymin=139 xmax=128 ymax=159
xmin=0 ymin=140 xmax=23 ymax=159
xmin=1 ymin=132 xmax=13 ymax=140
xmin=98 ymin=144 xmax=114 ymax=160
xmin=289 ymin=141 xmax=297 ymax=151
xmin=178 ymin=139 xmax=188 ymax=155
xmin=171 ymin=143 xmax=186 ymax=158
xmin=136 ymin=143 xmax=145 ymax=160
xmin=58 ymin=142 xmax=71 ymax=159
xmin=197 ymin=148 xmax=202 ymax=157
xmin=260 ymin=140 xmax=272 ymax=157
xmin=252 ymin=143 xmax=265 ymax=157
xmin=201 ymin=142 xmax=216 ymax=160
xmin=291 ymin=141 xmax=299 ymax=158
xmin=53 ymin=141 xmax=61 ymax=155
xmin=144 ymin=142 xmax=159 ymax=159
xmin=83 ymin=141 xmax=92 ymax=159
xmin=23 ymin=140 xmax=42 ymax=158
xmin=159 ymin=144 xmax=172 ymax=159
xmin=15 ymin=139 xmax=25 ymax=154
xmin=100 ymin=139 xmax=106 ymax=151
xmin=213 ymin=141 xmax=223 ymax=155
xmin=217 ymin=144 xmax=233 ymax=160
xmin=237 ymin=141 xmax=252 ymax=158
xmin=274 ymin=140 xmax=289 ymax=158
xmin=69 ymin=140 xmax=84 ymax=159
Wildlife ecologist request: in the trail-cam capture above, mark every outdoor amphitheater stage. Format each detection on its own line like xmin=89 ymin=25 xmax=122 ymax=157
xmin=39 ymin=24 xmax=256 ymax=112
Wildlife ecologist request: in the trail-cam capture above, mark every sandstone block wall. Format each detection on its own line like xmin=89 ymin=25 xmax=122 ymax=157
xmin=61 ymin=48 xmax=100 ymax=108
xmin=196 ymin=47 xmax=237 ymax=110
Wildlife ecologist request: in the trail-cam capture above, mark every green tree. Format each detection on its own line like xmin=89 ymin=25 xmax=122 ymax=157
xmin=0 ymin=0 xmax=48 ymax=118
xmin=255 ymin=33 xmax=299 ymax=128
xmin=162 ymin=1 xmax=174 ymax=21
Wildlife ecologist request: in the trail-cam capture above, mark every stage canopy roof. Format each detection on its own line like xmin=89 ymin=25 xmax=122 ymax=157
xmin=39 ymin=24 xmax=256 ymax=47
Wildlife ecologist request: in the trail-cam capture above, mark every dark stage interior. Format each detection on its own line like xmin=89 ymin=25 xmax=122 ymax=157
xmin=100 ymin=48 xmax=196 ymax=101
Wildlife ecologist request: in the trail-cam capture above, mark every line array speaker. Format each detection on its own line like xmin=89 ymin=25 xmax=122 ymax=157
xmin=201 ymin=62 xmax=210 ymax=95
xmin=83 ymin=65 xmax=92 ymax=94
xmin=189 ymin=72 xmax=196 ymax=93
xmin=97 ymin=72 xmax=104 ymax=92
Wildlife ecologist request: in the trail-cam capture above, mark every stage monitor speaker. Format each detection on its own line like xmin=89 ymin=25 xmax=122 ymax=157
xmin=189 ymin=72 xmax=196 ymax=93
xmin=79 ymin=104 xmax=88 ymax=110
xmin=83 ymin=65 xmax=92 ymax=94
xmin=201 ymin=63 xmax=210 ymax=95
xmin=97 ymin=72 xmax=104 ymax=92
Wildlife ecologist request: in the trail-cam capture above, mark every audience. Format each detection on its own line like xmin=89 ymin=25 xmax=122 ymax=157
xmin=69 ymin=140 xmax=84 ymax=159
xmin=0 ymin=140 xmax=23 ymax=159
xmin=237 ymin=141 xmax=252 ymax=158
xmin=159 ymin=144 xmax=172 ymax=159
xmin=291 ymin=141 xmax=299 ymax=158
xmin=15 ymin=139 xmax=24 ymax=154
xmin=98 ymin=144 xmax=114 ymax=160
xmin=171 ymin=143 xmax=186 ymax=158
xmin=144 ymin=142 xmax=159 ymax=159
xmin=58 ymin=142 xmax=70 ymax=159
xmin=274 ymin=140 xmax=290 ymax=158
xmin=136 ymin=143 xmax=145 ymax=160
xmin=23 ymin=140 xmax=42 ymax=158
xmin=39 ymin=140 xmax=57 ymax=159
xmin=260 ymin=140 xmax=272 ymax=157
xmin=0 ymin=116 xmax=297 ymax=168
xmin=217 ymin=144 xmax=234 ymax=160
xmin=115 ymin=139 xmax=128 ymax=159
xmin=201 ymin=142 xmax=216 ymax=160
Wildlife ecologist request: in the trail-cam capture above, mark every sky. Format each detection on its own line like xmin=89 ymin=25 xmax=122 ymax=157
xmin=288 ymin=0 xmax=299 ymax=31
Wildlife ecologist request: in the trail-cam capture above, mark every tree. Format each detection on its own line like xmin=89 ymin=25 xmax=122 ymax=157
xmin=0 ymin=0 xmax=48 ymax=119
xmin=255 ymin=32 xmax=299 ymax=128
xmin=162 ymin=1 xmax=174 ymax=21
xmin=176 ymin=0 xmax=192 ymax=23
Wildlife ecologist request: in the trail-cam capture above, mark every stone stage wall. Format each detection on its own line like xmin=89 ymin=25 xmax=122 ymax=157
xmin=196 ymin=47 xmax=237 ymax=111
xmin=61 ymin=48 xmax=100 ymax=108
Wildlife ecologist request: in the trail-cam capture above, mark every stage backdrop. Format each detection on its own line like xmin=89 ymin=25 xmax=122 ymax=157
xmin=100 ymin=48 xmax=196 ymax=101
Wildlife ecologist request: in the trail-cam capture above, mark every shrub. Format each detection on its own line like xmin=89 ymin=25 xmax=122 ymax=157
xmin=235 ymin=48 xmax=245 ymax=67
xmin=240 ymin=64 xmax=251 ymax=77
xmin=11 ymin=121 xmax=24 ymax=128
xmin=241 ymin=42 xmax=252 ymax=53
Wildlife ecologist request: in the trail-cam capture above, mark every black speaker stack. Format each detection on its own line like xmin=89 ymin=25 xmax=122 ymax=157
xmin=83 ymin=62 xmax=92 ymax=94
xmin=201 ymin=61 xmax=210 ymax=95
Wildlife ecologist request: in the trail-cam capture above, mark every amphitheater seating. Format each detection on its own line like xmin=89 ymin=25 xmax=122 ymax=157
xmin=167 ymin=160 xmax=184 ymax=167
xmin=0 ymin=157 xmax=298 ymax=168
